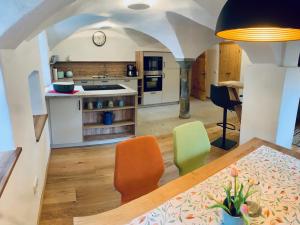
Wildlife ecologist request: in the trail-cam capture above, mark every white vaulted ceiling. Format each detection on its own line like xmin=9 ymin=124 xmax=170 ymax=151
xmin=0 ymin=0 xmax=227 ymax=58
xmin=0 ymin=0 xmax=289 ymax=62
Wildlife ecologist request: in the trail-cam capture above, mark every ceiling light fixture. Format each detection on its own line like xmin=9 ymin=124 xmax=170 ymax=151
xmin=215 ymin=0 xmax=300 ymax=42
xmin=124 ymin=0 xmax=155 ymax=10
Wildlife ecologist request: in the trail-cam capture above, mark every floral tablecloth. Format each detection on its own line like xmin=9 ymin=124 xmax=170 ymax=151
xmin=126 ymin=146 xmax=300 ymax=225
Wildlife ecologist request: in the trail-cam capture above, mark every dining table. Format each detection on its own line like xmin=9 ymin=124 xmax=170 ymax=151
xmin=218 ymin=81 xmax=244 ymax=123
xmin=73 ymin=138 xmax=300 ymax=225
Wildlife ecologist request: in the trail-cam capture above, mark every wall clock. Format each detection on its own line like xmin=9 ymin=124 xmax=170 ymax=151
xmin=92 ymin=31 xmax=106 ymax=47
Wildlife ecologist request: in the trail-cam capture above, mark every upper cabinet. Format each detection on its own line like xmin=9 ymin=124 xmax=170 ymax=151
xmin=219 ymin=42 xmax=242 ymax=82
xmin=161 ymin=52 xmax=179 ymax=70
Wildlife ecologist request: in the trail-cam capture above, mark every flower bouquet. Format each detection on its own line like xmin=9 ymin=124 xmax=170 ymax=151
xmin=208 ymin=165 xmax=258 ymax=225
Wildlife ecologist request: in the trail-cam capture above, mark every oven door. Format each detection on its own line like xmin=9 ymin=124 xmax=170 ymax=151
xmin=144 ymin=75 xmax=162 ymax=92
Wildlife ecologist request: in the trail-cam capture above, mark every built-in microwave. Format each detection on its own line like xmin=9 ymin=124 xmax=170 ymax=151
xmin=144 ymin=56 xmax=163 ymax=75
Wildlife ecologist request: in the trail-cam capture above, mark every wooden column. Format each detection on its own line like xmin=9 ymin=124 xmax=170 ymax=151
xmin=176 ymin=59 xmax=195 ymax=119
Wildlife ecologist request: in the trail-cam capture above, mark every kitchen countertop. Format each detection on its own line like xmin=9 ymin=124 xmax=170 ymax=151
xmin=45 ymin=84 xmax=137 ymax=98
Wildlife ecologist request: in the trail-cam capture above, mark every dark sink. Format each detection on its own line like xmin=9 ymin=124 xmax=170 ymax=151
xmin=82 ymin=85 xmax=125 ymax=91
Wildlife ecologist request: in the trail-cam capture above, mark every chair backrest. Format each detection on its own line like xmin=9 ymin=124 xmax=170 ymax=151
xmin=114 ymin=135 xmax=164 ymax=204
xmin=210 ymin=84 xmax=232 ymax=109
xmin=173 ymin=121 xmax=211 ymax=175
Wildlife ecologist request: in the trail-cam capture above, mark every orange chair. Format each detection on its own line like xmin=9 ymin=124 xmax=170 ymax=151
xmin=114 ymin=136 xmax=164 ymax=204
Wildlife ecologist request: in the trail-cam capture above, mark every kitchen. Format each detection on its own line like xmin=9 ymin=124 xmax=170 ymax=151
xmin=1 ymin=1 xmax=300 ymax=225
xmin=46 ymin=28 xmax=181 ymax=147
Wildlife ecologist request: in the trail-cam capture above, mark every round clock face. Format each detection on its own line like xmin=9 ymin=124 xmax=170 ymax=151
xmin=92 ymin=31 xmax=106 ymax=47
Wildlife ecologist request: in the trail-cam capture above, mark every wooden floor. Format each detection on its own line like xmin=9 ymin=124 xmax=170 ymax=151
xmin=39 ymin=123 xmax=240 ymax=225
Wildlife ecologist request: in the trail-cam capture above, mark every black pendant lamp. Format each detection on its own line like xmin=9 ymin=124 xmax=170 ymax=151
xmin=216 ymin=0 xmax=300 ymax=42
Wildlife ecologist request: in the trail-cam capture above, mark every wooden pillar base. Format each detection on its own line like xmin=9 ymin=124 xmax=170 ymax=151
xmin=177 ymin=58 xmax=195 ymax=119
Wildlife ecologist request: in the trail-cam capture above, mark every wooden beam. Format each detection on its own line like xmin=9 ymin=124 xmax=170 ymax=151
xmin=0 ymin=147 xmax=22 ymax=198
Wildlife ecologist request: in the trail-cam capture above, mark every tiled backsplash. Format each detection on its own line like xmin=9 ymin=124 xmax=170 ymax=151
xmin=52 ymin=61 xmax=136 ymax=78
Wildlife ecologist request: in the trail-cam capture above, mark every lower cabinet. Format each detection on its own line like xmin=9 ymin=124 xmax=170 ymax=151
xmin=48 ymin=97 xmax=83 ymax=145
xmin=162 ymin=68 xmax=180 ymax=103
xmin=143 ymin=92 xmax=163 ymax=105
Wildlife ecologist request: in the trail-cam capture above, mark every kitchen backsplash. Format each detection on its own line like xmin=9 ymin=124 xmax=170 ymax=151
xmin=52 ymin=61 xmax=136 ymax=78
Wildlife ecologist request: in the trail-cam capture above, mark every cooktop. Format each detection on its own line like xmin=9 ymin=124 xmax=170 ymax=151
xmin=82 ymin=84 xmax=125 ymax=91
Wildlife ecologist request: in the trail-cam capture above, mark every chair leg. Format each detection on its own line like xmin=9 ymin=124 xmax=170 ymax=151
xmin=211 ymin=108 xmax=237 ymax=150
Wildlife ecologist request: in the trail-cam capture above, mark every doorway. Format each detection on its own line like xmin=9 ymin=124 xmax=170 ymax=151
xmin=191 ymin=53 xmax=207 ymax=101
xmin=219 ymin=42 xmax=242 ymax=82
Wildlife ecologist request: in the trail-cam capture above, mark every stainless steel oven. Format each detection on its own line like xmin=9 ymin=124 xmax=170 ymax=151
xmin=144 ymin=75 xmax=163 ymax=92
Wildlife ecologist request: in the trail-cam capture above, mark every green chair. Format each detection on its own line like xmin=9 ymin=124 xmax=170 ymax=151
xmin=173 ymin=121 xmax=211 ymax=176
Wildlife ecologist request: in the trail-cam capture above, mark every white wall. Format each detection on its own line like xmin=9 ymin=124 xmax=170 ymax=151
xmin=276 ymin=68 xmax=300 ymax=148
xmin=240 ymin=64 xmax=286 ymax=144
xmin=51 ymin=28 xmax=169 ymax=62
xmin=205 ymin=44 xmax=219 ymax=97
xmin=0 ymin=36 xmax=50 ymax=225
xmin=0 ymin=65 xmax=15 ymax=151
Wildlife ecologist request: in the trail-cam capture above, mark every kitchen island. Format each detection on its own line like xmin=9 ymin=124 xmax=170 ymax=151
xmin=46 ymin=84 xmax=137 ymax=148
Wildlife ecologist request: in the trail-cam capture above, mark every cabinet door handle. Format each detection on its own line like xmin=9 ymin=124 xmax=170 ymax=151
xmin=101 ymin=80 xmax=109 ymax=83
xmin=163 ymin=62 xmax=166 ymax=68
xmin=78 ymin=100 xmax=81 ymax=111
xmin=124 ymin=79 xmax=130 ymax=82
xmin=150 ymin=92 xmax=156 ymax=94
xmin=163 ymin=73 xmax=166 ymax=78
xmin=81 ymin=81 xmax=88 ymax=83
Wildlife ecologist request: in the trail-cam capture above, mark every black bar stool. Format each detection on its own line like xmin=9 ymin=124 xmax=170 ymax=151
xmin=210 ymin=84 xmax=242 ymax=150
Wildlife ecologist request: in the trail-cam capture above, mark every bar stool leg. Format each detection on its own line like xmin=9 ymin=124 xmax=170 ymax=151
xmin=211 ymin=108 xmax=237 ymax=151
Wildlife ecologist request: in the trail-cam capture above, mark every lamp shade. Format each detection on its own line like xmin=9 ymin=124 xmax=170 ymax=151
xmin=216 ymin=0 xmax=300 ymax=42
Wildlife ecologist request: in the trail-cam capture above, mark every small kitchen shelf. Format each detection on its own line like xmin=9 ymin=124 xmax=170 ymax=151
xmin=83 ymin=106 xmax=135 ymax=112
xmin=33 ymin=114 xmax=48 ymax=142
xmin=83 ymin=132 xmax=134 ymax=142
xmin=81 ymin=94 xmax=137 ymax=143
xmin=83 ymin=120 xmax=135 ymax=129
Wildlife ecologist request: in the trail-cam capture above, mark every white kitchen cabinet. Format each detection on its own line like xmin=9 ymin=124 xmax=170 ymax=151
xmin=144 ymin=91 xmax=162 ymax=105
xmin=162 ymin=52 xmax=179 ymax=69
xmin=48 ymin=97 xmax=83 ymax=145
xmin=162 ymin=68 xmax=180 ymax=103
xmin=119 ymin=79 xmax=138 ymax=91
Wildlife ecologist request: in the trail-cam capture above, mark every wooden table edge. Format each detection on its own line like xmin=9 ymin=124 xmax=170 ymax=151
xmin=73 ymin=138 xmax=300 ymax=225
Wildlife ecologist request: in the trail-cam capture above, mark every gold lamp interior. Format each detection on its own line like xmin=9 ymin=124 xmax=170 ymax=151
xmin=216 ymin=27 xmax=300 ymax=42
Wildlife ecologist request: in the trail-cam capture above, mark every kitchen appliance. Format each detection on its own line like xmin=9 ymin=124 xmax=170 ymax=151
xmin=103 ymin=112 xmax=115 ymax=125
xmin=144 ymin=74 xmax=163 ymax=92
xmin=127 ymin=64 xmax=137 ymax=77
xmin=82 ymin=84 xmax=125 ymax=91
xmin=53 ymin=82 xmax=74 ymax=93
xmin=144 ymin=56 xmax=163 ymax=75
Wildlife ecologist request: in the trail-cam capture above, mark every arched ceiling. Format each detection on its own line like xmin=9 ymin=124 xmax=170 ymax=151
xmin=0 ymin=0 xmax=291 ymax=63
